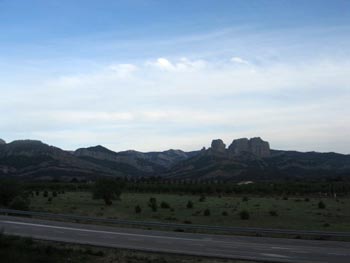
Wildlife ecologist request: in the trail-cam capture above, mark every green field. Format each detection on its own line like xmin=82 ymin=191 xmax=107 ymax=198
xmin=29 ymin=191 xmax=350 ymax=231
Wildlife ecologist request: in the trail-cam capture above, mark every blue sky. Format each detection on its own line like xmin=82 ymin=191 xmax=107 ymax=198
xmin=0 ymin=0 xmax=350 ymax=153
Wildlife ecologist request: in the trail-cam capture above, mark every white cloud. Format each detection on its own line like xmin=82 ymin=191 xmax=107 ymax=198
xmin=231 ymin=56 xmax=250 ymax=65
xmin=1 ymin=57 xmax=350 ymax=153
xmin=108 ymin=63 xmax=138 ymax=77
xmin=149 ymin=57 xmax=206 ymax=72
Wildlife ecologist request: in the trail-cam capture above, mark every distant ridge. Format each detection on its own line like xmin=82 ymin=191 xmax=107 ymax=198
xmin=0 ymin=137 xmax=349 ymax=181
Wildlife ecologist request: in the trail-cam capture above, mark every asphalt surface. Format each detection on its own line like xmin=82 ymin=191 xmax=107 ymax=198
xmin=1 ymin=215 xmax=350 ymax=263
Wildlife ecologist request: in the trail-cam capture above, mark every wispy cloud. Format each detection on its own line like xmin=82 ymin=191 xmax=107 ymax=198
xmin=1 ymin=55 xmax=349 ymax=153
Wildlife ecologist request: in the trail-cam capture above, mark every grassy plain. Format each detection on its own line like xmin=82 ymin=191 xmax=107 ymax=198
xmin=29 ymin=191 xmax=350 ymax=231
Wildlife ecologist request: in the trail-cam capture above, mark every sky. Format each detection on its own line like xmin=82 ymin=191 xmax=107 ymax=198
xmin=0 ymin=0 xmax=350 ymax=153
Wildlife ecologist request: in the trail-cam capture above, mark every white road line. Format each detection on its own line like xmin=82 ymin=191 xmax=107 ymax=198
xmin=0 ymin=220 xmax=229 ymax=244
xmin=261 ymin=253 xmax=290 ymax=258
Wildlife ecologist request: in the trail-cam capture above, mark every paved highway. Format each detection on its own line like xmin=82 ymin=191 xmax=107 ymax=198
xmin=1 ymin=215 xmax=350 ymax=263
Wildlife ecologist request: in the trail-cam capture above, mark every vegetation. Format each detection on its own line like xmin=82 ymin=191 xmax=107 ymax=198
xmin=0 ymin=234 xmax=254 ymax=263
xmin=239 ymin=210 xmax=250 ymax=220
xmin=0 ymin=179 xmax=30 ymax=210
xmin=92 ymin=178 xmax=124 ymax=205
xmin=318 ymin=200 xmax=326 ymax=209
xmin=28 ymin=191 xmax=350 ymax=231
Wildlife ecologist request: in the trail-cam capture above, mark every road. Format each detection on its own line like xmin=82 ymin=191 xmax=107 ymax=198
xmin=1 ymin=215 xmax=350 ymax=263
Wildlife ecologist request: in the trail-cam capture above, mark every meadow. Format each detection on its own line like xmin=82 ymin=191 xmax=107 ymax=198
xmin=29 ymin=191 xmax=350 ymax=232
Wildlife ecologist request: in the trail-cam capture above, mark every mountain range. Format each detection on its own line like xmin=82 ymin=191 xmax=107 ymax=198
xmin=0 ymin=137 xmax=349 ymax=181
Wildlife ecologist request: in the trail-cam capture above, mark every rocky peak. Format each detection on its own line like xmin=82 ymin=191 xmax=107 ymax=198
xmin=0 ymin=139 xmax=6 ymax=145
xmin=210 ymin=139 xmax=226 ymax=153
xmin=228 ymin=137 xmax=270 ymax=158
xmin=228 ymin=138 xmax=249 ymax=155
xmin=249 ymin=137 xmax=270 ymax=157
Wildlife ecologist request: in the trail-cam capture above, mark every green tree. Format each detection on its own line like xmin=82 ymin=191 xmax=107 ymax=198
xmin=92 ymin=179 xmax=123 ymax=206
xmin=148 ymin=197 xmax=158 ymax=212
xmin=239 ymin=210 xmax=250 ymax=220
xmin=0 ymin=179 xmax=21 ymax=207
xmin=318 ymin=201 xmax=326 ymax=209
xmin=9 ymin=196 xmax=30 ymax=210
xmin=204 ymin=208 xmax=211 ymax=216
xmin=186 ymin=200 xmax=193 ymax=209
xmin=135 ymin=205 xmax=142 ymax=214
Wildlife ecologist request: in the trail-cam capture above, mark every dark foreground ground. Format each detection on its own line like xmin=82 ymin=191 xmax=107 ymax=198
xmin=0 ymin=234 xmax=256 ymax=263
xmin=1 ymin=215 xmax=350 ymax=263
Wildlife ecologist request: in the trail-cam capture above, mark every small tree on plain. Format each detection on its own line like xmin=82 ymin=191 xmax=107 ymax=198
xmin=186 ymin=200 xmax=194 ymax=209
xmin=135 ymin=205 xmax=142 ymax=214
xmin=318 ymin=201 xmax=326 ymax=209
xmin=240 ymin=210 xmax=250 ymax=220
xmin=92 ymin=179 xmax=123 ymax=206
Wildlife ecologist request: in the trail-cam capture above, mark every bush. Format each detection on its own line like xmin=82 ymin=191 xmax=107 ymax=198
xmin=148 ymin=197 xmax=158 ymax=212
xmin=52 ymin=191 xmax=58 ymax=197
xmin=199 ymin=195 xmax=206 ymax=202
xmin=222 ymin=211 xmax=228 ymax=216
xmin=92 ymin=179 xmax=123 ymax=206
xmin=304 ymin=197 xmax=310 ymax=202
xmin=204 ymin=208 xmax=211 ymax=216
xmin=0 ymin=179 xmax=22 ymax=206
xmin=242 ymin=196 xmax=249 ymax=202
xmin=269 ymin=210 xmax=278 ymax=217
xmin=239 ymin=210 xmax=250 ymax=220
xmin=35 ymin=191 xmax=40 ymax=196
xmin=186 ymin=200 xmax=193 ymax=209
xmin=318 ymin=201 xmax=326 ymax=209
xmin=160 ymin=201 xmax=170 ymax=209
xmin=9 ymin=196 xmax=30 ymax=210
xmin=135 ymin=205 xmax=142 ymax=214
xmin=43 ymin=191 xmax=48 ymax=198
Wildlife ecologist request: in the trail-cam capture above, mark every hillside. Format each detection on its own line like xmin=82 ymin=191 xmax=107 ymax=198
xmin=0 ymin=137 xmax=349 ymax=181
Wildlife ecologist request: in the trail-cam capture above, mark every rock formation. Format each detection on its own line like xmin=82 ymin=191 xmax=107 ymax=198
xmin=0 ymin=139 xmax=6 ymax=145
xmin=228 ymin=137 xmax=270 ymax=158
xmin=249 ymin=137 xmax=271 ymax=157
xmin=210 ymin=139 xmax=226 ymax=154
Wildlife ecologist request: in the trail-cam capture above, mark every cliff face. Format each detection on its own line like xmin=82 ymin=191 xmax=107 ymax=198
xmin=0 ymin=139 xmax=6 ymax=145
xmin=228 ymin=137 xmax=270 ymax=158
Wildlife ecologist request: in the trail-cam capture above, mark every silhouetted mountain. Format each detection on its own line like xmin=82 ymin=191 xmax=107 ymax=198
xmin=166 ymin=138 xmax=350 ymax=181
xmin=0 ymin=140 xmax=119 ymax=180
xmin=0 ymin=137 xmax=349 ymax=181
xmin=74 ymin=145 xmax=198 ymax=177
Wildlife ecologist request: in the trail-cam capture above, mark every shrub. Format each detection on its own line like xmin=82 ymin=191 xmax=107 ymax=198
xmin=9 ymin=196 xmax=30 ymax=210
xmin=269 ymin=210 xmax=278 ymax=217
xmin=242 ymin=196 xmax=249 ymax=202
xmin=35 ymin=191 xmax=40 ymax=196
xmin=186 ymin=200 xmax=194 ymax=209
xmin=304 ymin=197 xmax=310 ymax=202
xmin=52 ymin=191 xmax=58 ymax=197
xmin=148 ymin=197 xmax=158 ymax=212
xmin=239 ymin=210 xmax=250 ymax=220
xmin=199 ymin=195 xmax=206 ymax=202
xmin=318 ymin=201 xmax=326 ymax=209
xmin=222 ymin=211 xmax=228 ymax=216
xmin=204 ymin=208 xmax=211 ymax=216
xmin=47 ymin=197 xmax=52 ymax=203
xmin=135 ymin=205 xmax=142 ymax=214
xmin=160 ymin=201 xmax=170 ymax=209
xmin=43 ymin=191 xmax=48 ymax=198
